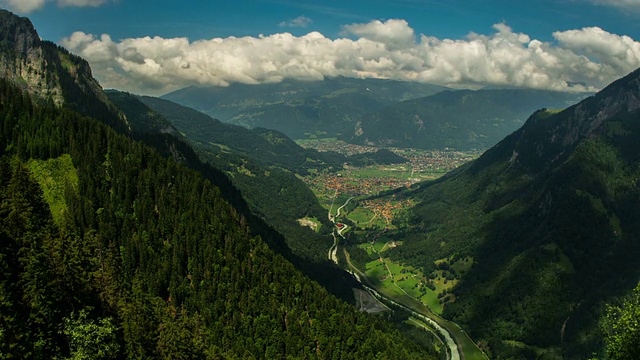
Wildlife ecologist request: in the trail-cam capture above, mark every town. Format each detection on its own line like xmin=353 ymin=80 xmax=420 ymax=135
xmin=299 ymin=138 xmax=480 ymax=204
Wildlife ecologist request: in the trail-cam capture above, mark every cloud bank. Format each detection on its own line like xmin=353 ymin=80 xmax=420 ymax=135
xmin=1 ymin=0 xmax=110 ymax=13
xmin=61 ymin=19 xmax=640 ymax=95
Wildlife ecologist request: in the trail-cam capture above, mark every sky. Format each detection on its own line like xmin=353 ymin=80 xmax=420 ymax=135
xmin=2 ymin=0 xmax=640 ymax=95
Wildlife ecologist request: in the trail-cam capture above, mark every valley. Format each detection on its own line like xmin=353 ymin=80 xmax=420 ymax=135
xmin=300 ymin=139 xmax=487 ymax=359
xmin=2 ymin=6 xmax=640 ymax=358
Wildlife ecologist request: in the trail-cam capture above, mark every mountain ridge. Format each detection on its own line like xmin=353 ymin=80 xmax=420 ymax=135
xmin=162 ymin=77 xmax=449 ymax=139
xmin=384 ymin=66 xmax=640 ymax=358
xmin=349 ymin=88 xmax=589 ymax=150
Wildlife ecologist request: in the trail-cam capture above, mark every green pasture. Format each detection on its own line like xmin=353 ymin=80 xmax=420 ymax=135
xmin=360 ymin=252 xmax=475 ymax=315
xmin=355 ymin=250 xmax=488 ymax=360
xmin=348 ymin=207 xmax=389 ymax=229
xmin=350 ymin=167 xmax=412 ymax=179
xmin=28 ymin=154 xmax=78 ymax=226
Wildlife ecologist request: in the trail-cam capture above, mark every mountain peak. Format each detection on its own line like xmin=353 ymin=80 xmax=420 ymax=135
xmin=0 ymin=9 xmax=128 ymax=131
xmin=477 ymin=67 xmax=640 ymax=174
xmin=0 ymin=9 xmax=59 ymax=103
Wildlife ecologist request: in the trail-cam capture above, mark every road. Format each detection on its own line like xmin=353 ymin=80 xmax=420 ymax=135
xmin=328 ymin=195 xmax=484 ymax=360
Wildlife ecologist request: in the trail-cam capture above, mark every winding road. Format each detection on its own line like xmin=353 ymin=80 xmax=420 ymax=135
xmin=362 ymin=284 xmax=460 ymax=360
xmin=328 ymin=196 xmax=355 ymax=265
xmin=327 ymin=194 xmax=486 ymax=360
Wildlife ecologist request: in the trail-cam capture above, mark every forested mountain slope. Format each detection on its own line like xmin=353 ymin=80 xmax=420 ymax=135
xmin=349 ymin=88 xmax=587 ymax=150
xmin=0 ymin=10 xmax=438 ymax=359
xmin=386 ymin=68 xmax=640 ymax=358
xmin=137 ymin=94 xmax=346 ymax=174
xmin=106 ymin=91 xmax=335 ymax=265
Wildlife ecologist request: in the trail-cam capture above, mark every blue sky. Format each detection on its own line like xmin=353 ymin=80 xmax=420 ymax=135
xmin=3 ymin=0 xmax=640 ymax=95
xmin=17 ymin=0 xmax=640 ymax=43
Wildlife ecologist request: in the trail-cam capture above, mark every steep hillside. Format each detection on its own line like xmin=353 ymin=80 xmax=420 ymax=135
xmin=0 ymin=10 xmax=127 ymax=132
xmin=0 ymin=10 xmax=439 ymax=359
xmin=383 ymin=69 xmax=640 ymax=358
xmin=349 ymin=89 xmax=587 ymax=150
xmin=107 ymin=91 xmax=335 ymax=264
xmin=138 ymin=95 xmax=346 ymax=174
xmin=162 ymin=77 xmax=447 ymax=139
xmin=105 ymin=90 xmax=178 ymax=136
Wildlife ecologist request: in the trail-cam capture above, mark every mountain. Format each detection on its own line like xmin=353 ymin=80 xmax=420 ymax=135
xmin=162 ymin=77 xmax=448 ymax=139
xmin=382 ymin=69 xmax=640 ymax=358
xmin=104 ymin=90 xmax=178 ymax=136
xmin=137 ymin=95 xmax=346 ymax=174
xmin=0 ymin=10 xmax=127 ymax=132
xmin=348 ymin=88 xmax=588 ymax=150
xmin=106 ymin=91 xmax=336 ymax=265
xmin=0 ymin=10 xmax=439 ymax=359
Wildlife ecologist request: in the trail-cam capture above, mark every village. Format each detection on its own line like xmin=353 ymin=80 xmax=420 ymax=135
xmin=299 ymin=139 xmax=480 ymax=202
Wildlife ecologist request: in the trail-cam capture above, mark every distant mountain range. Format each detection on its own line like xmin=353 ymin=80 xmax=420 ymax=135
xmin=348 ymin=88 xmax=588 ymax=150
xmin=162 ymin=77 xmax=447 ymax=139
xmin=382 ymin=67 xmax=640 ymax=357
xmin=163 ymin=77 xmax=588 ymax=151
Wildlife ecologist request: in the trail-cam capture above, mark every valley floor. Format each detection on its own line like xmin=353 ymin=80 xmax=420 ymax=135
xmin=300 ymin=141 xmax=487 ymax=359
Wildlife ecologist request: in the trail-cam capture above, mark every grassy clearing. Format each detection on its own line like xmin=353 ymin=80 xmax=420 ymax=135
xmin=370 ymin=273 xmax=488 ymax=360
xmin=541 ymin=243 xmax=574 ymax=273
xmin=297 ymin=217 xmax=322 ymax=232
xmin=28 ymin=154 xmax=78 ymax=226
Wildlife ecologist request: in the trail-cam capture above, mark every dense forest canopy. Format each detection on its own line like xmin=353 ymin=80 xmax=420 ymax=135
xmin=0 ymin=73 xmax=436 ymax=358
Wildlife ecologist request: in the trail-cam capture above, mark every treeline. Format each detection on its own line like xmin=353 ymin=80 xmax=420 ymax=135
xmin=0 ymin=77 xmax=436 ymax=358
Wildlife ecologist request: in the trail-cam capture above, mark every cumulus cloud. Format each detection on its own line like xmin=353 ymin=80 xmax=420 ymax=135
xmin=279 ymin=15 xmax=313 ymax=28
xmin=61 ymin=20 xmax=640 ymax=96
xmin=1 ymin=0 xmax=110 ymax=13
xmin=1 ymin=0 xmax=46 ymax=13
xmin=342 ymin=19 xmax=416 ymax=50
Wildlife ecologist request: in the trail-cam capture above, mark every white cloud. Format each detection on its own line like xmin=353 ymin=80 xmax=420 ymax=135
xmin=1 ymin=0 xmax=46 ymax=13
xmin=342 ymin=19 xmax=416 ymax=50
xmin=61 ymin=20 xmax=640 ymax=96
xmin=1 ymin=0 xmax=110 ymax=13
xmin=279 ymin=15 xmax=313 ymax=28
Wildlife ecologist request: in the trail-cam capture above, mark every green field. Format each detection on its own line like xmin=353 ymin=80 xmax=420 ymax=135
xmin=28 ymin=154 xmax=78 ymax=226
xmin=350 ymin=167 xmax=411 ymax=179
xmin=348 ymin=208 xmax=391 ymax=230
xmin=360 ymin=252 xmax=475 ymax=315
xmin=367 ymin=270 xmax=488 ymax=360
xmin=357 ymin=238 xmax=398 ymax=255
